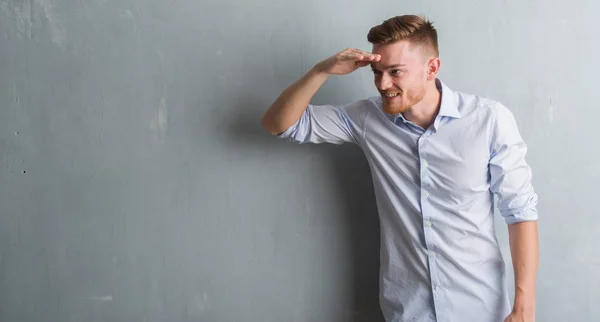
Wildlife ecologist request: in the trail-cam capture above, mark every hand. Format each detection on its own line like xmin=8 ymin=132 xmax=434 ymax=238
xmin=315 ymin=48 xmax=381 ymax=76
xmin=503 ymin=309 xmax=535 ymax=322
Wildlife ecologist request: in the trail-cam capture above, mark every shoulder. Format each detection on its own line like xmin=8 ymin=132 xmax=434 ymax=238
xmin=454 ymin=89 xmax=512 ymax=122
xmin=342 ymin=96 xmax=381 ymax=111
xmin=334 ymin=95 xmax=382 ymax=121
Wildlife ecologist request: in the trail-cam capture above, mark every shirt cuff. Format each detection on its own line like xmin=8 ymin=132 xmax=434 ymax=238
xmin=276 ymin=118 xmax=301 ymax=141
xmin=502 ymin=205 xmax=539 ymax=224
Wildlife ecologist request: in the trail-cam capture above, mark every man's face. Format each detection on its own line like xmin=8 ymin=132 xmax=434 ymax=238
xmin=371 ymin=41 xmax=432 ymax=114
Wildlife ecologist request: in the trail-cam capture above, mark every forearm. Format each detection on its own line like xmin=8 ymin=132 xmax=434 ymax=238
xmin=261 ymin=65 xmax=330 ymax=135
xmin=507 ymin=220 xmax=539 ymax=313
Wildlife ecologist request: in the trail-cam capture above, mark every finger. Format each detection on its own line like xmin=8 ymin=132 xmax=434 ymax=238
xmin=366 ymin=53 xmax=381 ymax=61
xmin=341 ymin=48 xmax=359 ymax=57
xmin=341 ymin=51 xmax=381 ymax=64
xmin=342 ymin=49 xmax=380 ymax=61
xmin=346 ymin=48 xmax=361 ymax=54
xmin=341 ymin=52 xmax=364 ymax=61
xmin=352 ymin=50 xmax=381 ymax=61
xmin=349 ymin=49 xmax=369 ymax=58
xmin=357 ymin=54 xmax=380 ymax=62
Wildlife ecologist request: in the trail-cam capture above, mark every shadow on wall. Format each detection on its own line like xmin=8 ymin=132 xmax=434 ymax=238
xmin=218 ymin=85 xmax=383 ymax=321
xmin=325 ymin=143 xmax=383 ymax=322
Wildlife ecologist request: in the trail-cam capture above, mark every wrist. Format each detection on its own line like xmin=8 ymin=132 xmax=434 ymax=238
xmin=312 ymin=62 xmax=332 ymax=77
xmin=513 ymin=295 xmax=536 ymax=312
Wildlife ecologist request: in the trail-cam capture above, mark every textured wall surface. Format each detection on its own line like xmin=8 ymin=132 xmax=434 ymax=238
xmin=1 ymin=0 xmax=598 ymax=321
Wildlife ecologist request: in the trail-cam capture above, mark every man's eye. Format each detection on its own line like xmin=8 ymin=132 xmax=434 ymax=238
xmin=391 ymin=69 xmax=401 ymax=75
xmin=372 ymin=70 xmax=382 ymax=75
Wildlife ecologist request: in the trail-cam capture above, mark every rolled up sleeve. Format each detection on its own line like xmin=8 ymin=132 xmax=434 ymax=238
xmin=277 ymin=101 xmax=367 ymax=145
xmin=489 ymin=103 xmax=539 ymax=224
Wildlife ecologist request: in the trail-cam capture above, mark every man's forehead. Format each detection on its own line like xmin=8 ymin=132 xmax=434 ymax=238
xmin=370 ymin=53 xmax=411 ymax=69
xmin=371 ymin=43 xmax=425 ymax=69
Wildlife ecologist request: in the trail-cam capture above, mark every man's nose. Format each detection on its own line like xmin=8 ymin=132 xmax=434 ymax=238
xmin=377 ymin=74 xmax=392 ymax=91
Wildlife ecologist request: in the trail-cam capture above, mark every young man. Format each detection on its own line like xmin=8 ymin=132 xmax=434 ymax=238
xmin=261 ymin=15 xmax=539 ymax=322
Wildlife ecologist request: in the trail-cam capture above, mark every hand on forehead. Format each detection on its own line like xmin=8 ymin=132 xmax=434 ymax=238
xmin=371 ymin=41 xmax=431 ymax=70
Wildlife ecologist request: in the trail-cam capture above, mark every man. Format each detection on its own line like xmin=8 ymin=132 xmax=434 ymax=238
xmin=261 ymin=15 xmax=538 ymax=322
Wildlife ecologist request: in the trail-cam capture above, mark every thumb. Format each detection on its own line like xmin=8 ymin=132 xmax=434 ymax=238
xmin=356 ymin=61 xmax=371 ymax=68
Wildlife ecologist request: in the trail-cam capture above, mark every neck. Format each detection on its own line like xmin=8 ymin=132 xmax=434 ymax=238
xmin=403 ymin=82 xmax=442 ymax=129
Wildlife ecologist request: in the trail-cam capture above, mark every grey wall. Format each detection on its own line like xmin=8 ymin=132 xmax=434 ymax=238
xmin=1 ymin=0 xmax=598 ymax=321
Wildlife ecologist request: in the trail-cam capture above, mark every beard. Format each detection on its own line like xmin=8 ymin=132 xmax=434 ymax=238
xmin=381 ymin=86 xmax=426 ymax=114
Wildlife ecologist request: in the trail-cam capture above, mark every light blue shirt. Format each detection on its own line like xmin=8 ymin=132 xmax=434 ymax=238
xmin=276 ymin=79 xmax=539 ymax=322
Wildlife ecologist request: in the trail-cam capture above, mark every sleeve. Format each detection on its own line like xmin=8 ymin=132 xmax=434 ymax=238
xmin=489 ymin=103 xmax=539 ymax=224
xmin=276 ymin=100 xmax=368 ymax=145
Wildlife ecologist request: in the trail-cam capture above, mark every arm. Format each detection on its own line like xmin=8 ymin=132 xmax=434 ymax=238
xmin=487 ymin=103 xmax=539 ymax=321
xmin=506 ymin=221 xmax=538 ymax=320
xmin=260 ymin=48 xmax=380 ymax=135
xmin=260 ymin=67 xmax=330 ymax=135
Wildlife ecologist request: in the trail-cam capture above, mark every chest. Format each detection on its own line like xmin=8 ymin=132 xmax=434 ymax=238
xmin=362 ymin=115 xmax=492 ymax=195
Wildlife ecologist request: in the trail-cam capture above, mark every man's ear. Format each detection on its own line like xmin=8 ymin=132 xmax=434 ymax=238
xmin=427 ymin=57 xmax=441 ymax=81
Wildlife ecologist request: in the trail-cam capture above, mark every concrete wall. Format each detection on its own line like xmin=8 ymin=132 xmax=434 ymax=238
xmin=1 ymin=0 xmax=598 ymax=321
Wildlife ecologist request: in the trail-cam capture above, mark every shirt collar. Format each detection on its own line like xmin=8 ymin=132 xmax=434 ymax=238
xmin=436 ymin=78 xmax=461 ymax=119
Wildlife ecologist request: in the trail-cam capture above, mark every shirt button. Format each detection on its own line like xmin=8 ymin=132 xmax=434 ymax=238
xmin=424 ymin=221 xmax=432 ymax=227
xmin=429 ymin=251 xmax=437 ymax=258
xmin=423 ymin=160 xmax=429 ymax=167
xmin=434 ymin=285 xmax=440 ymax=291
xmin=424 ymin=191 xmax=430 ymax=197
